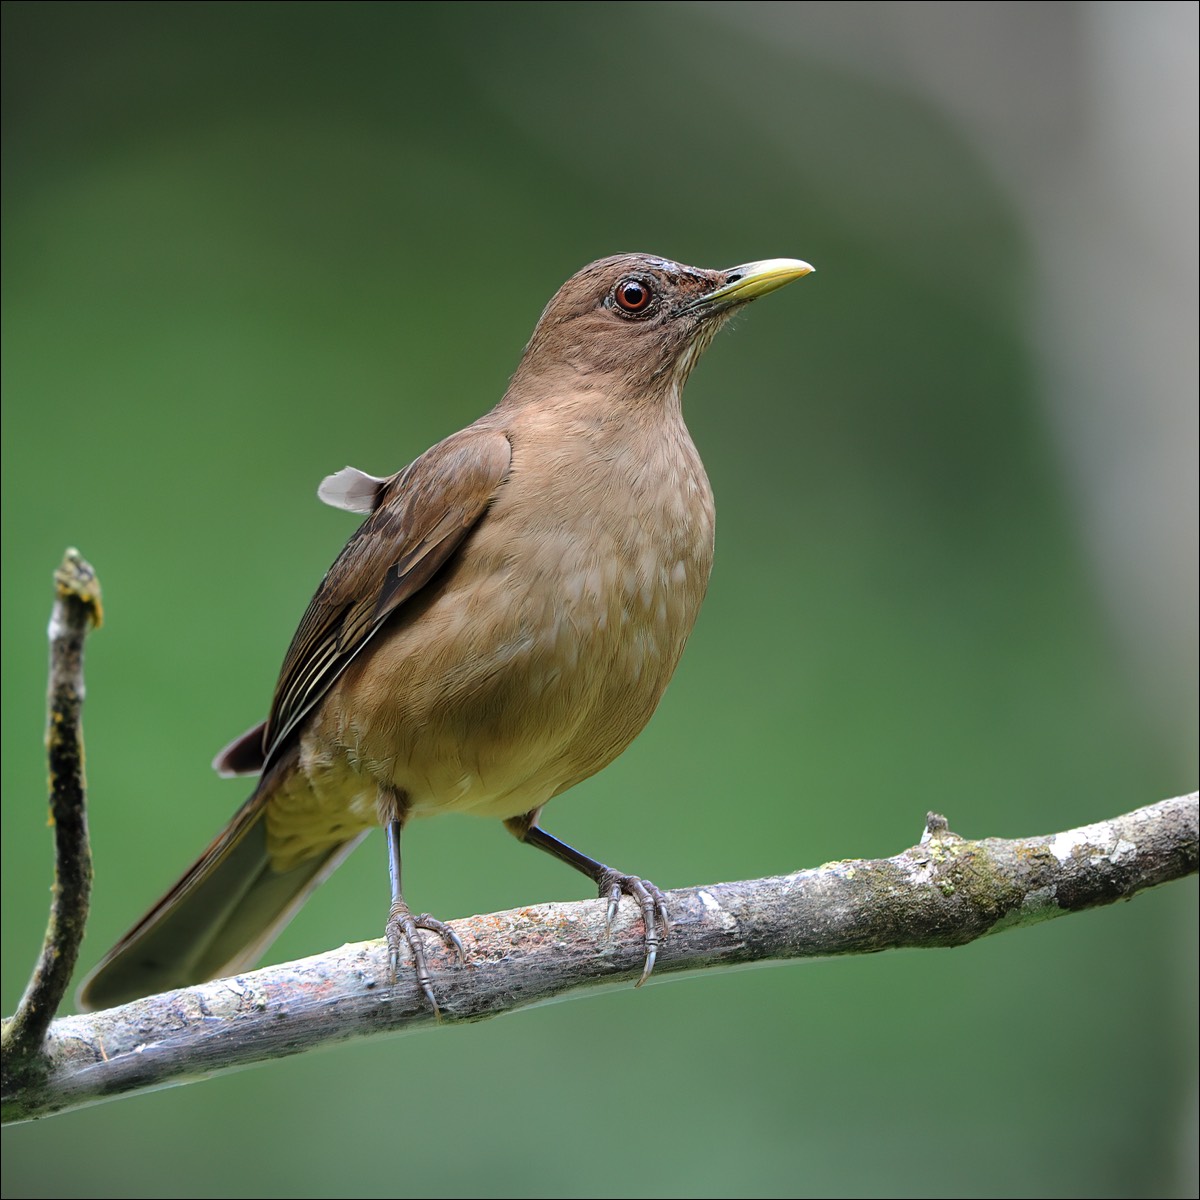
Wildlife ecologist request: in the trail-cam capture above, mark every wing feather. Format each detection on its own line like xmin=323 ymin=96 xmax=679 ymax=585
xmin=262 ymin=426 xmax=512 ymax=767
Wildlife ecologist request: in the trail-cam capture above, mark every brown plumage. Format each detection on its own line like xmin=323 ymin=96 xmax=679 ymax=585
xmin=78 ymin=253 xmax=813 ymax=1012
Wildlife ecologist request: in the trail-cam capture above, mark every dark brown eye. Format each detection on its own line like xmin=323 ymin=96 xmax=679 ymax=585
xmin=614 ymin=278 xmax=652 ymax=313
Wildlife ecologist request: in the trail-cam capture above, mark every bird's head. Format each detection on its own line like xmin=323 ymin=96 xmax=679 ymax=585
xmin=508 ymin=253 xmax=814 ymax=407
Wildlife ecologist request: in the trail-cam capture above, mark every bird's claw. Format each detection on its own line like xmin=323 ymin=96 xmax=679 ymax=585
xmin=598 ymin=871 xmax=670 ymax=987
xmin=385 ymin=905 xmax=465 ymax=1014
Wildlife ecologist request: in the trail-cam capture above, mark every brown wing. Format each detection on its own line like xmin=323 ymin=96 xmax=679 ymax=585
xmin=262 ymin=425 xmax=512 ymax=768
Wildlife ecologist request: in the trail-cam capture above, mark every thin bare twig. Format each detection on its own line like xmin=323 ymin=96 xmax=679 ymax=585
xmin=1 ymin=550 xmax=102 ymax=1085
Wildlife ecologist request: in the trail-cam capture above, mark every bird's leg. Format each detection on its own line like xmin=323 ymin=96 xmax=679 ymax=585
xmin=383 ymin=805 xmax=464 ymax=1012
xmin=504 ymin=813 xmax=669 ymax=986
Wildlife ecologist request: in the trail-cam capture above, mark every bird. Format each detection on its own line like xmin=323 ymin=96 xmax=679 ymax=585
xmin=77 ymin=253 xmax=814 ymax=1012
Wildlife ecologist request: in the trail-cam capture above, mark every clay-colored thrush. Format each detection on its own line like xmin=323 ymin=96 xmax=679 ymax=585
xmin=79 ymin=253 xmax=813 ymax=1012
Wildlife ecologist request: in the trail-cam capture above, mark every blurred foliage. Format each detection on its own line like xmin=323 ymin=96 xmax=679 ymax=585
xmin=2 ymin=4 xmax=1195 ymax=1198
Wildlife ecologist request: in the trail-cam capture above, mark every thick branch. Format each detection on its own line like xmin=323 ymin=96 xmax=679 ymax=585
xmin=1 ymin=551 xmax=102 ymax=1089
xmin=3 ymin=792 xmax=1194 ymax=1124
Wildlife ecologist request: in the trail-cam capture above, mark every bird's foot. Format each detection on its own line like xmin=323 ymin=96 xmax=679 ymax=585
xmin=385 ymin=903 xmax=465 ymax=1013
xmin=596 ymin=870 xmax=670 ymax=987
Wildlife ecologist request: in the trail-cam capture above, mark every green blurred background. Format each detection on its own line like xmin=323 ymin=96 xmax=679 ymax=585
xmin=3 ymin=3 xmax=1196 ymax=1197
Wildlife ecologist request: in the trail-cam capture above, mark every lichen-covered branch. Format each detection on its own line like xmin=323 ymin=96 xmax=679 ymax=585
xmin=1 ymin=551 xmax=1195 ymax=1123
xmin=3 ymin=791 xmax=1195 ymax=1124
xmin=1 ymin=550 xmax=102 ymax=1099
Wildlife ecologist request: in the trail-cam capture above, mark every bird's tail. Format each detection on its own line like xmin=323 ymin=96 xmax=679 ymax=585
xmin=76 ymin=790 xmax=366 ymax=1012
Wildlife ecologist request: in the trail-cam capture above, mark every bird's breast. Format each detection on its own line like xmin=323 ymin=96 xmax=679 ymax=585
xmin=270 ymin=412 xmax=714 ymax=865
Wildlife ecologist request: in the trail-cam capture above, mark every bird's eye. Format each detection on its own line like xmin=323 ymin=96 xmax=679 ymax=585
xmin=614 ymin=278 xmax=653 ymax=313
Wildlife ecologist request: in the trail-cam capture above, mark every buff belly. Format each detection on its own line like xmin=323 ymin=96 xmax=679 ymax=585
xmin=263 ymin=560 xmax=705 ymax=873
xmin=264 ymin=421 xmax=715 ymax=875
